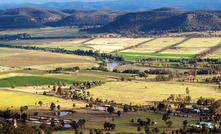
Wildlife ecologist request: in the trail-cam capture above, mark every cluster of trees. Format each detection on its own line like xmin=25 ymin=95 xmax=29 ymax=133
xmin=155 ymin=75 xmax=173 ymax=81
xmin=117 ymin=69 xmax=173 ymax=78
xmin=72 ymin=81 xmax=102 ymax=90
xmin=54 ymin=66 xmax=80 ymax=72
xmin=70 ymin=119 xmax=86 ymax=130
xmin=103 ymin=122 xmax=116 ymax=130
xmin=20 ymin=106 xmax=28 ymax=112
xmin=130 ymin=118 xmax=159 ymax=134
xmin=197 ymin=97 xmax=216 ymax=105
xmin=136 ymin=118 xmax=156 ymax=127
xmin=90 ymin=66 xmax=109 ymax=72
xmin=205 ymin=76 xmax=221 ymax=83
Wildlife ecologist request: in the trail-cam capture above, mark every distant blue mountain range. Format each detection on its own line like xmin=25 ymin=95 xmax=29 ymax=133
xmin=1 ymin=0 xmax=221 ymax=10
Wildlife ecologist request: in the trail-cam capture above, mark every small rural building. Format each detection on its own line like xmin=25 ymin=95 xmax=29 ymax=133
xmin=70 ymin=89 xmax=82 ymax=93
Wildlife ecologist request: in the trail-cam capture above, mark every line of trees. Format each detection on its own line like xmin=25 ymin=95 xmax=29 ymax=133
xmin=0 ymin=44 xmax=125 ymax=62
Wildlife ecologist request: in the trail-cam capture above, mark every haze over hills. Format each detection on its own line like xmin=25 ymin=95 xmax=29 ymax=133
xmin=1 ymin=0 xmax=221 ymax=10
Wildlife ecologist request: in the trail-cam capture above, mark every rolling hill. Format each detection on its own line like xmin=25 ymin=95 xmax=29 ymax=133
xmin=95 ymin=8 xmax=221 ymax=35
xmin=0 ymin=7 xmax=125 ymax=29
xmin=1 ymin=0 xmax=221 ymax=10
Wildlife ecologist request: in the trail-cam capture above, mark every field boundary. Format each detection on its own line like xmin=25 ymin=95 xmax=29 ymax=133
xmin=154 ymin=38 xmax=190 ymax=53
xmin=111 ymin=38 xmax=156 ymax=53
xmin=195 ymin=42 xmax=221 ymax=58
xmin=82 ymin=38 xmax=96 ymax=44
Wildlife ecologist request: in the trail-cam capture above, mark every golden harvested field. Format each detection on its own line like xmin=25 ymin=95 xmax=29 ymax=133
xmin=85 ymin=38 xmax=152 ymax=53
xmin=162 ymin=47 xmax=208 ymax=54
xmin=0 ymin=48 xmax=98 ymax=70
xmin=163 ymin=38 xmax=221 ymax=54
xmin=89 ymin=81 xmax=221 ymax=105
xmin=124 ymin=38 xmax=185 ymax=53
xmin=178 ymin=38 xmax=221 ymax=48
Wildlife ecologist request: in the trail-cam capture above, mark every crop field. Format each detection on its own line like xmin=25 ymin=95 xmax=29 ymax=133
xmin=124 ymin=38 xmax=185 ymax=53
xmin=0 ymin=48 xmax=98 ymax=70
xmin=89 ymin=81 xmax=221 ymax=105
xmin=85 ymin=38 xmax=152 ymax=53
xmin=163 ymin=38 xmax=221 ymax=54
xmin=178 ymin=38 xmax=221 ymax=48
xmin=0 ymin=27 xmax=88 ymax=37
xmin=115 ymin=37 xmax=221 ymax=60
xmin=0 ymin=90 xmax=86 ymax=111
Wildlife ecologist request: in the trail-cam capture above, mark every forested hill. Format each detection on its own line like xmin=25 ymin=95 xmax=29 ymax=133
xmin=94 ymin=8 xmax=221 ymax=35
xmin=0 ymin=7 xmax=126 ymax=28
xmin=2 ymin=7 xmax=221 ymax=35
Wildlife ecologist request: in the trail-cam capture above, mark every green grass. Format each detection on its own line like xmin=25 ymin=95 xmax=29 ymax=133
xmin=0 ymin=76 xmax=73 ymax=87
xmin=117 ymin=52 xmax=195 ymax=61
xmin=54 ymin=112 xmax=199 ymax=134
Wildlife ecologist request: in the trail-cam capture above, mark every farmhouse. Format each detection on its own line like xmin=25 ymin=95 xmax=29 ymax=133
xmin=70 ymin=89 xmax=82 ymax=93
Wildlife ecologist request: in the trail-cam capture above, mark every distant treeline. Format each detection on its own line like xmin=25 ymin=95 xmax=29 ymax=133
xmin=139 ymin=58 xmax=221 ymax=64
xmin=0 ymin=33 xmax=30 ymax=40
xmin=0 ymin=44 xmax=125 ymax=62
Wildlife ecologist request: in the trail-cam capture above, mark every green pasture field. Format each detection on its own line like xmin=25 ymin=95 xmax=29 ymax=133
xmin=55 ymin=111 xmax=199 ymax=134
xmin=0 ymin=76 xmax=73 ymax=87
xmin=116 ymin=52 xmax=195 ymax=61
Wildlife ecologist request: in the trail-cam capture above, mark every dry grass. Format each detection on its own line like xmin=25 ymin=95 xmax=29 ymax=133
xmin=85 ymin=38 xmax=151 ymax=53
xmin=0 ymin=48 xmax=29 ymax=58
xmin=89 ymin=81 xmax=221 ymax=105
xmin=178 ymin=38 xmax=221 ymax=48
xmin=0 ymin=66 xmax=18 ymax=72
xmin=0 ymin=48 xmax=98 ymax=70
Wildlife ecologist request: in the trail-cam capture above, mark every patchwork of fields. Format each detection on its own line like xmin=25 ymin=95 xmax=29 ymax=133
xmin=2 ymin=37 xmax=221 ymax=60
xmin=116 ymin=37 xmax=221 ymax=60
